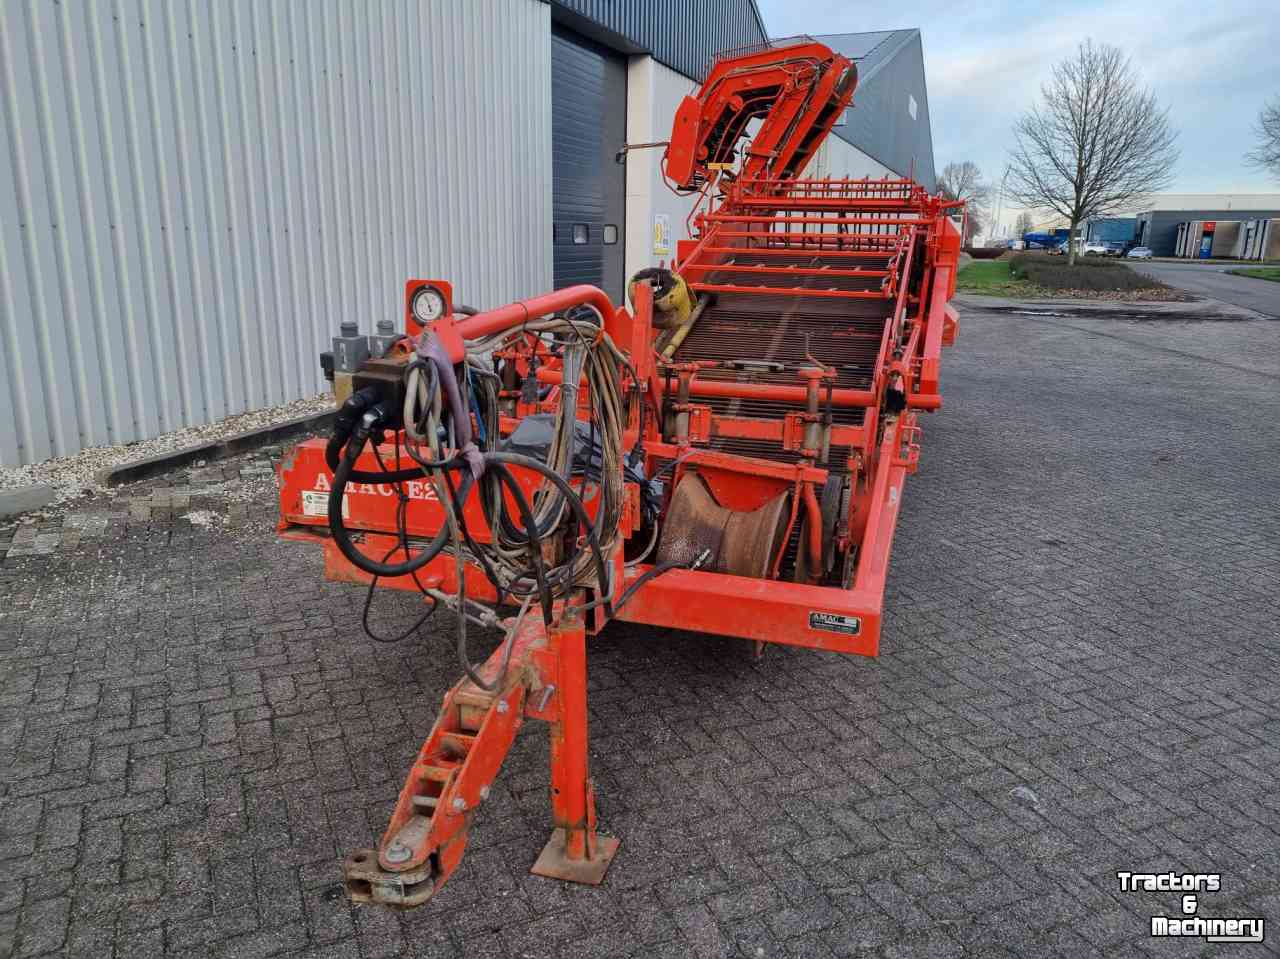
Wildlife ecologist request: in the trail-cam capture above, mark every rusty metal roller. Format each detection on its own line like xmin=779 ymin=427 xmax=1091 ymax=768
xmin=656 ymin=473 xmax=791 ymax=579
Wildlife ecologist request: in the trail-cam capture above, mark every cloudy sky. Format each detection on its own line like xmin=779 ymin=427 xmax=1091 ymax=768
xmin=755 ymin=0 xmax=1280 ymax=227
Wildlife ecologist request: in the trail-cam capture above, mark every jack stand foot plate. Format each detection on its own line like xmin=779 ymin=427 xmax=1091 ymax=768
xmin=530 ymin=828 xmax=620 ymax=885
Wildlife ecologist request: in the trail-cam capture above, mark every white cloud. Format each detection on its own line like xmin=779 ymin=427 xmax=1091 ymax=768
xmin=755 ymin=0 xmax=1280 ymax=197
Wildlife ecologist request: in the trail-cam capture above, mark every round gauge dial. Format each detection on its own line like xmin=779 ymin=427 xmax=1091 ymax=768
xmin=411 ymin=285 xmax=446 ymax=323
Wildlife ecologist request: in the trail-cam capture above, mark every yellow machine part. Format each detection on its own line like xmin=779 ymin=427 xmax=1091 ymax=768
xmin=627 ymin=270 xmax=702 ymax=359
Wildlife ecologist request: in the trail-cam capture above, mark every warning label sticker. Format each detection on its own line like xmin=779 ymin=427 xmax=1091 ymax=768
xmin=809 ymin=611 xmax=861 ymax=636
xmin=302 ymin=490 xmax=347 ymax=518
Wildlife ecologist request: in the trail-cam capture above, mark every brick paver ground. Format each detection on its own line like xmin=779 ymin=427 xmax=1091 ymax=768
xmin=2 ymin=306 xmax=1278 ymax=958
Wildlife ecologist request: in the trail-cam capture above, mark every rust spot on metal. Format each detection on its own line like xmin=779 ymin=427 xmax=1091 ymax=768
xmin=657 ymin=472 xmax=789 ymax=578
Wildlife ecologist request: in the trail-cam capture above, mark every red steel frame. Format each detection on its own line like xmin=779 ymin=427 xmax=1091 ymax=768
xmin=277 ymin=38 xmax=962 ymax=907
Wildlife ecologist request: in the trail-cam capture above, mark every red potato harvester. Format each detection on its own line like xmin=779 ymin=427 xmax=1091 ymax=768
xmin=277 ymin=36 xmax=964 ymax=907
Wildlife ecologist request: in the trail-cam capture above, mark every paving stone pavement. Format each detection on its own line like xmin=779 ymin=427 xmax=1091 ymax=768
xmin=2 ymin=307 xmax=1279 ymax=958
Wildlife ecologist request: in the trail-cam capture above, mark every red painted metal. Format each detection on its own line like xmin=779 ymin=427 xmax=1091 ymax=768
xmin=278 ymin=37 xmax=963 ymax=910
xmin=686 ymin=282 xmax=888 ymax=300
xmin=665 ymin=38 xmax=857 ymax=191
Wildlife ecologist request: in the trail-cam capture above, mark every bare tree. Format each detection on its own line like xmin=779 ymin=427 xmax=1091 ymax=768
xmin=1007 ymin=40 xmax=1177 ymax=265
xmin=938 ymin=161 xmax=989 ymax=245
xmin=1013 ymin=211 xmax=1034 ymax=238
xmin=1246 ymin=96 xmax=1280 ymax=181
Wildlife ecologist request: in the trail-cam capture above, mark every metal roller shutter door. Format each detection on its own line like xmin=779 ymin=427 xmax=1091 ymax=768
xmin=551 ymin=26 xmax=626 ymax=303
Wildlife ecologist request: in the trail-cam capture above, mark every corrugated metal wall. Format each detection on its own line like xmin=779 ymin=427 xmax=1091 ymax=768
xmin=829 ymin=32 xmax=937 ymax=192
xmin=0 ymin=0 xmax=551 ymax=466
xmin=552 ymin=0 xmax=766 ymax=80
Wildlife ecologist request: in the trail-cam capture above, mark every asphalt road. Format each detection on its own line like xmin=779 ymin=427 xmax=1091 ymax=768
xmin=3 ymin=303 xmax=1280 ymax=958
xmin=1127 ymin=260 xmax=1280 ymax=316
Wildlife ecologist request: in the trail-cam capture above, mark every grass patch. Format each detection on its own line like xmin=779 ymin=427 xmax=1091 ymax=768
xmin=1227 ymin=267 xmax=1280 ymax=282
xmin=957 ymin=253 xmax=1178 ymax=299
xmin=1008 ymin=253 xmax=1165 ymax=293
xmin=955 ymin=259 xmax=1040 ymax=296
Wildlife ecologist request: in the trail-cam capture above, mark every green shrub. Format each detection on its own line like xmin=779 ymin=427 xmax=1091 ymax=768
xmin=1008 ymin=253 xmax=1162 ymax=292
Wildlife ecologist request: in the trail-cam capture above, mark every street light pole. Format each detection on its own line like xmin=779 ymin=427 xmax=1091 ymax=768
xmin=993 ymin=164 xmax=1011 ymax=242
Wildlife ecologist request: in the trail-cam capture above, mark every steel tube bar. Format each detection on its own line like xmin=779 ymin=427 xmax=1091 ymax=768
xmin=712 ymin=230 xmax=904 ymax=243
xmin=688 ymin=283 xmax=888 ymax=300
xmin=534 ymin=366 xmax=875 ymax=407
xmin=455 ymin=285 xmax=615 ymax=341
xmin=678 ymin=262 xmax=891 ymax=279
xmin=548 ymin=609 xmax=591 ymax=860
xmin=697 ymin=245 xmax=896 ymax=259
xmin=705 ymin=214 xmax=922 ymax=226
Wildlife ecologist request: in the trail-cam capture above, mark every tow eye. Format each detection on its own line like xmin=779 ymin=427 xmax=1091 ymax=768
xmin=343 ymin=849 xmax=437 ymax=908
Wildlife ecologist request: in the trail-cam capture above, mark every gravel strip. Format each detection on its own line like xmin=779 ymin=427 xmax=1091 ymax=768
xmin=0 ymin=393 xmax=334 ymax=507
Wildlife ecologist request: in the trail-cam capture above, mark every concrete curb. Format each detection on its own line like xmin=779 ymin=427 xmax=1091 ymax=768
xmin=0 ymin=484 xmax=56 ymax=520
xmin=953 ymin=293 xmax=1269 ymax=321
xmin=96 ymin=408 xmax=335 ymax=488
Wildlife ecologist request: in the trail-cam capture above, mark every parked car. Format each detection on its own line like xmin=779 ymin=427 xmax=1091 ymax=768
xmin=1082 ymin=241 xmax=1109 ymax=256
xmin=1103 ymin=242 xmax=1125 ymax=256
xmin=1126 ymin=246 xmax=1153 ymax=259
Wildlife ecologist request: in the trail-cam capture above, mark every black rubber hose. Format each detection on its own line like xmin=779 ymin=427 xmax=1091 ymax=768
xmin=328 ymin=429 xmax=469 ymax=577
xmin=486 ymin=462 xmax=555 ymax=623
xmin=482 ymin=451 xmax=613 ymax=616
xmin=437 ymin=467 xmax=513 ymax=610
xmin=610 ymin=560 xmax=684 ymax=615
xmin=326 ymin=388 xmax=430 ymax=484
xmin=359 ymin=451 xmax=442 ymax=643
xmin=326 ymin=386 xmax=378 ymax=469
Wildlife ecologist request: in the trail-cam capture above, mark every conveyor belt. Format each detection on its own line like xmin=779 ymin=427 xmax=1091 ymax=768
xmin=672 ymin=289 xmax=890 ymax=474
xmin=696 ymin=250 xmax=894 ymax=296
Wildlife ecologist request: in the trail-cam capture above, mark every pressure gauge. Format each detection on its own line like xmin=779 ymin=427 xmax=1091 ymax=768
xmin=411 ymin=285 xmax=446 ymax=323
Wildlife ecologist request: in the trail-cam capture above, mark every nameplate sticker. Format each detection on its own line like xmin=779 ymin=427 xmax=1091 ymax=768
xmin=809 ymin=612 xmax=861 ymax=636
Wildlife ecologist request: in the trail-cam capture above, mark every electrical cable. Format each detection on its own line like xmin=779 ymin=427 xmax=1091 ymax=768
xmin=359 ymin=442 xmax=440 ymax=643
xmin=323 ymin=299 xmax=632 ymax=686
xmin=327 ymin=428 xmax=469 ymax=578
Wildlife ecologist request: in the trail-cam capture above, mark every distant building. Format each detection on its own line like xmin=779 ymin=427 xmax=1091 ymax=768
xmin=1173 ymin=218 xmax=1280 ymax=260
xmin=1031 ymin=216 xmax=1070 ymax=232
xmin=1133 ymin=194 xmax=1280 ymax=256
xmin=1084 ymin=218 xmax=1138 ymax=245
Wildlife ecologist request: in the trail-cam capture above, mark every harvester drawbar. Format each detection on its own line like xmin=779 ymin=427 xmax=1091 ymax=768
xmin=278 ymin=36 xmax=963 ymax=906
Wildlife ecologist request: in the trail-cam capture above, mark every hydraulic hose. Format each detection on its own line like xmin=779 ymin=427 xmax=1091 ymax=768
xmin=326 ymin=387 xmax=429 ymax=484
xmin=328 ymin=426 xmax=469 ymax=578
xmin=483 ymin=451 xmax=614 ymax=614
xmin=490 ymin=464 xmax=556 ymax=616
xmin=603 ymin=547 xmax=712 ymax=616
xmin=611 ymin=561 xmax=683 ymax=614
xmin=326 ymin=386 xmax=378 ymax=468
xmin=329 ymin=304 xmax=624 ymax=620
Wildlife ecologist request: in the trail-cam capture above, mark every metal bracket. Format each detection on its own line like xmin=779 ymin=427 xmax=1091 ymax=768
xmin=782 ymin=410 xmax=817 ymax=452
xmin=683 ymin=404 xmax=713 ymax=443
xmin=531 ymin=828 xmax=620 ymax=885
xmin=893 ymin=424 xmax=922 ymax=473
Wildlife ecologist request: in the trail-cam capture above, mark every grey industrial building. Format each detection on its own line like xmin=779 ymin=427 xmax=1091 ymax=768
xmin=1084 ymin=218 xmax=1138 ymax=245
xmin=1134 ymin=197 xmax=1280 ymax=256
xmin=0 ymin=0 xmax=937 ymax=465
